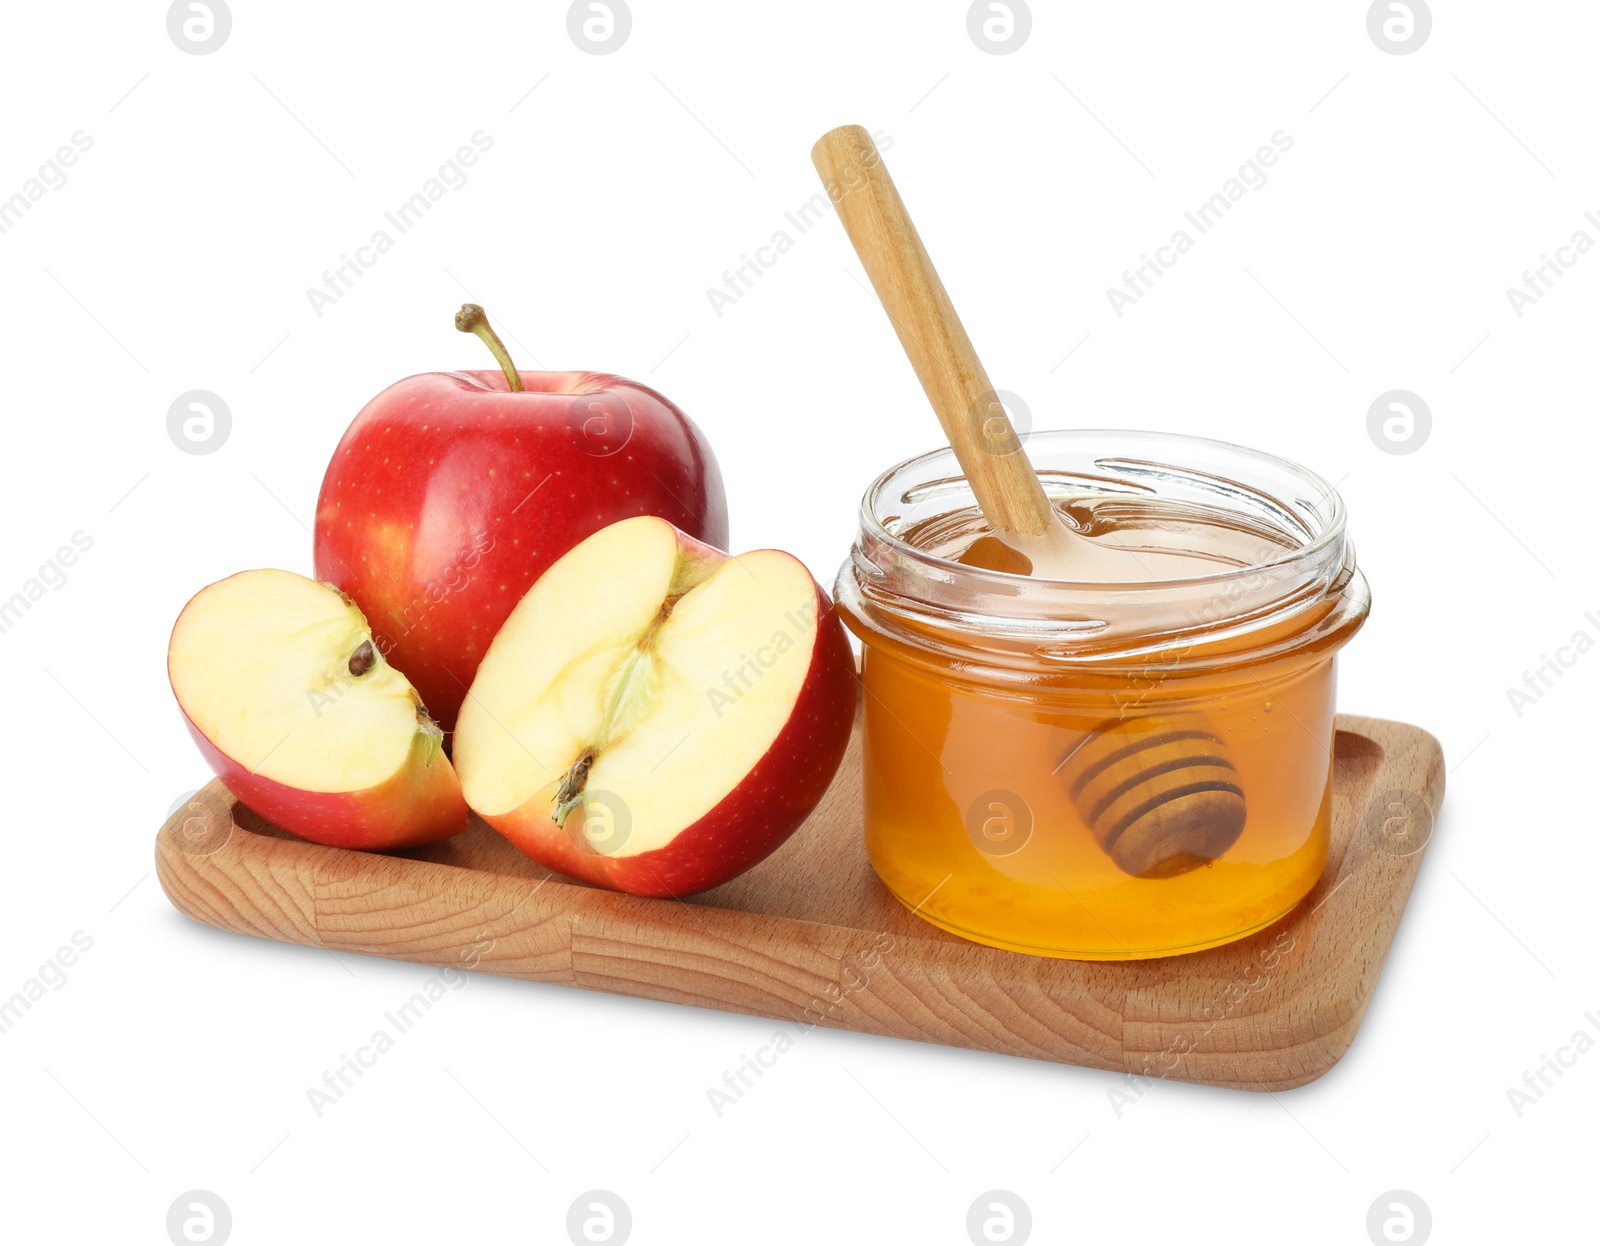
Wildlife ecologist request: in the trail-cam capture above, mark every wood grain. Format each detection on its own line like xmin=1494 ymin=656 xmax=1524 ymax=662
xmin=156 ymin=713 xmax=1443 ymax=1091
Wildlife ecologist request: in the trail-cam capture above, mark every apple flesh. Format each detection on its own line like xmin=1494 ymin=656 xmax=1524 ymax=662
xmin=453 ymin=517 xmax=856 ymax=896
xmin=314 ymin=360 xmax=728 ymax=734
xmin=168 ymin=569 xmax=468 ymax=850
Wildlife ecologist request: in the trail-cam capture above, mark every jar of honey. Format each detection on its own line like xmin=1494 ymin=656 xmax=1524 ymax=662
xmin=835 ymin=431 xmax=1370 ymax=960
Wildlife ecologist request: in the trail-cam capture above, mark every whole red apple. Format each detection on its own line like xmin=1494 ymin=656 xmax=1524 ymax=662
xmin=314 ymin=306 xmax=728 ymax=733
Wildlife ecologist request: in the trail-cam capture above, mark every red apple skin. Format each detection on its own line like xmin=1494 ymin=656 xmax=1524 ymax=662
xmin=179 ymin=709 xmax=469 ymax=851
xmin=314 ymin=370 xmax=729 ymax=733
xmin=482 ymin=585 xmax=858 ymax=898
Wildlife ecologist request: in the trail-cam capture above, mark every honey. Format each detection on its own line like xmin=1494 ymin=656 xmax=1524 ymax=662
xmin=836 ymin=432 xmax=1369 ymax=960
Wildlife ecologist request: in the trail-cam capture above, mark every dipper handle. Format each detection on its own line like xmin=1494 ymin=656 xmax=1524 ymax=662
xmin=810 ymin=125 xmax=1056 ymax=541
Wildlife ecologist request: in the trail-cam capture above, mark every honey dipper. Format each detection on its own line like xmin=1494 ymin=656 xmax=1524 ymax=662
xmin=812 ymin=125 xmax=1248 ymax=877
xmin=1060 ymin=715 xmax=1247 ymax=878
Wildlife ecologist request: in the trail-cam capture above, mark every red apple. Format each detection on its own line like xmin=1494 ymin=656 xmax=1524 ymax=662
xmin=452 ymin=516 xmax=856 ymax=896
xmin=314 ymin=305 xmax=728 ymax=734
xmin=168 ymin=569 xmax=468 ymax=850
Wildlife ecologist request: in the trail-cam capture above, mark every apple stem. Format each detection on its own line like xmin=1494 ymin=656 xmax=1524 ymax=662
xmin=454 ymin=304 xmax=524 ymax=392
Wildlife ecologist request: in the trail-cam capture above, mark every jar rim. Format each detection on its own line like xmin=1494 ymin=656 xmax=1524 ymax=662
xmin=857 ymin=429 xmax=1347 ymax=593
xmin=839 ymin=428 xmax=1369 ymax=669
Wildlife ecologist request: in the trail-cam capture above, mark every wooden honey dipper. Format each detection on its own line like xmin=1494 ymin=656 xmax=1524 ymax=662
xmin=1061 ymin=715 xmax=1247 ymax=878
xmin=812 ymin=125 xmax=1247 ymax=878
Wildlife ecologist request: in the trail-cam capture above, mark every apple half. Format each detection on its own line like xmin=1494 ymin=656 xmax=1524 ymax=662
xmin=168 ymin=569 xmax=468 ymax=849
xmin=453 ymin=517 xmax=856 ymax=896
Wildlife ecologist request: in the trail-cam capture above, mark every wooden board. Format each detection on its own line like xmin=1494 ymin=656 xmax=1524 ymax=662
xmin=155 ymin=713 xmax=1443 ymax=1091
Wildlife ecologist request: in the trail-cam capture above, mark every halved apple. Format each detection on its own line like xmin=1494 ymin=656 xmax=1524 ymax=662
xmin=453 ymin=517 xmax=856 ymax=896
xmin=168 ymin=569 xmax=468 ymax=849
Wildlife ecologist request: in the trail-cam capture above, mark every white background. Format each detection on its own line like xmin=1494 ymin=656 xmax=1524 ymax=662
xmin=0 ymin=1 xmax=1594 ymax=1242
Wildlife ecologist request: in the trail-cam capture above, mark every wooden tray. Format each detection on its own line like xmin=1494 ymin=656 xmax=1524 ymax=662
xmin=155 ymin=713 xmax=1443 ymax=1091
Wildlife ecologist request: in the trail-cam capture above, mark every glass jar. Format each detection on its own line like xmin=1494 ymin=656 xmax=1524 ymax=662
xmin=835 ymin=431 xmax=1370 ymax=960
